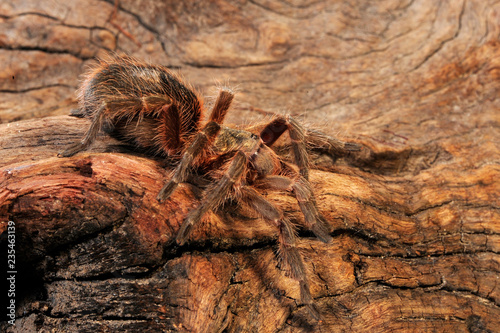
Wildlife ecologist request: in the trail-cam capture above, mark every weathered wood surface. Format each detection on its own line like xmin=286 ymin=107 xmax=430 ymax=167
xmin=1 ymin=0 xmax=499 ymax=332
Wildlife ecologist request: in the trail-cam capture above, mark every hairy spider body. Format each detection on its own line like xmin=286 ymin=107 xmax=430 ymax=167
xmin=61 ymin=54 xmax=203 ymax=158
xmin=59 ymin=54 xmax=360 ymax=320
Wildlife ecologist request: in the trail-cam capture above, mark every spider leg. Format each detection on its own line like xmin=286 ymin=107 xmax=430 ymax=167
xmin=175 ymin=150 xmax=247 ymax=245
xmin=157 ymin=88 xmax=234 ymax=201
xmin=240 ymin=186 xmax=320 ymax=320
xmin=254 ymin=174 xmax=332 ymax=243
xmin=157 ymin=121 xmax=222 ymax=200
xmin=209 ymin=87 xmax=234 ymax=123
xmin=291 ymin=176 xmax=332 ymax=243
xmin=260 ymin=115 xmax=310 ymax=179
xmin=305 ymin=128 xmax=361 ymax=158
xmin=58 ymin=102 xmax=109 ymax=157
xmin=260 ymin=116 xmax=361 ymax=175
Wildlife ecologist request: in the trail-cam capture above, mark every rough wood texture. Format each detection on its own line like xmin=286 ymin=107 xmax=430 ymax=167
xmin=1 ymin=0 xmax=499 ymax=332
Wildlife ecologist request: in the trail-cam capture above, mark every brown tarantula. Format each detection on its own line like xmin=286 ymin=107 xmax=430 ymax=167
xmin=59 ymin=54 xmax=360 ymax=319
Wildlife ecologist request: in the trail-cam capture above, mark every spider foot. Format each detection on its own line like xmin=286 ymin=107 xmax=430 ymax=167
xmin=157 ymin=181 xmax=177 ymax=201
xmin=311 ymin=218 xmax=333 ymax=243
xmin=343 ymin=141 xmax=362 ymax=152
xmin=175 ymin=216 xmax=196 ymax=245
xmin=300 ymin=281 xmax=320 ymax=321
xmin=57 ymin=143 xmax=84 ymax=157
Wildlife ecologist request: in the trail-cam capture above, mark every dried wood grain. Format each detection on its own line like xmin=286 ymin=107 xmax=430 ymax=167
xmin=1 ymin=0 xmax=499 ymax=332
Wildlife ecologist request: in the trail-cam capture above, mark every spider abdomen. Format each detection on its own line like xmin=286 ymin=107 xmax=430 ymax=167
xmin=77 ymin=55 xmax=204 ymax=157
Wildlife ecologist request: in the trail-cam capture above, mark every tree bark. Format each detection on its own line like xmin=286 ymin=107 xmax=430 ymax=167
xmin=1 ymin=0 xmax=499 ymax=332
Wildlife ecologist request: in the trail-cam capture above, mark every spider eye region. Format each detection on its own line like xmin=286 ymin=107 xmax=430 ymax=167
xmin=214 ymin=127 xmax=260 ymax=153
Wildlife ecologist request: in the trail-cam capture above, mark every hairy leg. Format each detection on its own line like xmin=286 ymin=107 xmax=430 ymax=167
xmin=291 ymin=177 xmax=332 ymax=243
xmin=240 ymin=186 xmax=320 ymax=320
xmin=209 ymin=88 xmax=234 ymax=123
xmin=260 ymin=116 xmax=361 ymax=171
xmin=305 ymin=128 xmax=361 ymax=158
xmin=260 ymin=115 xmax=310 ymax=179
xmin=254 ymin=173 xmax=332 ymax=243
xmin=58 ymin=103 xmax=108 ymax=157
xmin=157 ymin=88 xmax=234 ymax=201
xmin=175 ymin=150 xmax=248 ymax=244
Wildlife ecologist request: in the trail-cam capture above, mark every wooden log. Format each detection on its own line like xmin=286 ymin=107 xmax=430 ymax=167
xmin=1 ymin=0 xmax=499 ymax=332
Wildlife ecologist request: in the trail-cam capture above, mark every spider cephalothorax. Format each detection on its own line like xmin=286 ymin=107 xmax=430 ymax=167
xmin=59 ymin=54 xmax=360 ymax=319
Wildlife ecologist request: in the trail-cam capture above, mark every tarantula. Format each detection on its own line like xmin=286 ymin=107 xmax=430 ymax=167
xmin=59 ymin=54 xmax=360 ymax=319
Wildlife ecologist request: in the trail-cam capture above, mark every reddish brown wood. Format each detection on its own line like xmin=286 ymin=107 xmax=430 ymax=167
xmin=1 ymin=1 xmax=499 ymax=332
